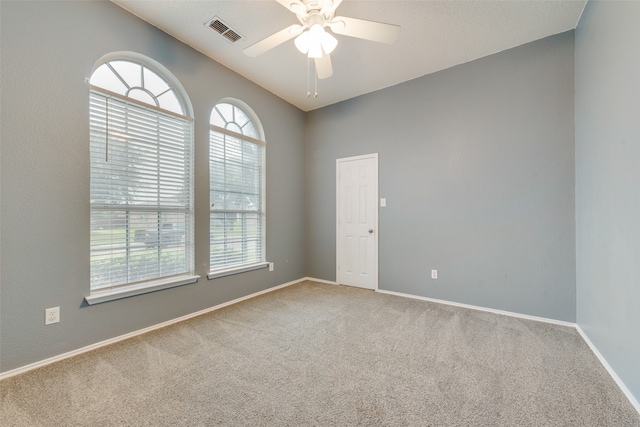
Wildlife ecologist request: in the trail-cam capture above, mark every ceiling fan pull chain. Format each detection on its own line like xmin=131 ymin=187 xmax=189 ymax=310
xmin=314 ymin=61 xmax=318 ymax=98
xmin=306 ymin=56 xmax=311 ymax=98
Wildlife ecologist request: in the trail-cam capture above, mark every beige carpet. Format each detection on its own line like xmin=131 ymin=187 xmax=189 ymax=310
xmin=1 ymin=280 xmax=639 ymax=426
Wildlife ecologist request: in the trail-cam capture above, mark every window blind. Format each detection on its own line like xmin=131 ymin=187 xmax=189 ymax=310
xmin=90 ymin=90 xmax=194 ymax=291
xmin=209 ymin=129 xmax=264 ymax=270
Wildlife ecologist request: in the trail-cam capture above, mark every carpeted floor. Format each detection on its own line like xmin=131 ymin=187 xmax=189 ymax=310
xmin=1 ymin=280 xmax=639 ymax=426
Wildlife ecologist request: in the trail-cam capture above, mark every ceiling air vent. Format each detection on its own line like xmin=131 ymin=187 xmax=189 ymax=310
xmin=207 ymin=16 xmax=244 ymax=44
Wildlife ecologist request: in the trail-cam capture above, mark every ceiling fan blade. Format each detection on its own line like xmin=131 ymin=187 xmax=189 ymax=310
xmin=329 ymin=16 xmax=400 ymax=44
xmin=275 ymin=0 xmax=305 ymax=14
xmin=244 ymin=24 xmax=304 ymax=57
xmin=315 ymin=54 xmax=333 ymax=80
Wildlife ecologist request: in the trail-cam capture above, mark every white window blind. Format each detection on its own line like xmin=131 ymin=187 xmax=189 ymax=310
xmin=209 ymin=128 xmax=265 ymax=270
xmin=90 ymin=89 xmax=194 ymax=291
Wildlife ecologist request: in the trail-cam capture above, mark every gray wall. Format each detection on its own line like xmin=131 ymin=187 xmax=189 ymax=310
xmin=6 ymin=2 xmax=636 ymax=397
xmin=575 ymin=0 xmax=640 ymax=403
xmin=306 ymin=32 xmax=576 ymax=321
xmin=0 ymin=1 xmax=306 ymax=372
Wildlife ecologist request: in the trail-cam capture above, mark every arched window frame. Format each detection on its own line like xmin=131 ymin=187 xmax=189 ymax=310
xmin=86 ymin=52 xmax=197 ymax=304
xmin=208 ymin=99 xmax=267 ymax=277
xmin=88 ymin=51 xmax=193 ymax=117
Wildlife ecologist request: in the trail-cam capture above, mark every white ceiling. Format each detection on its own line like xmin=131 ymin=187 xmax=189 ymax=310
xmin=112 ymin=0 xmax=586 ymax=112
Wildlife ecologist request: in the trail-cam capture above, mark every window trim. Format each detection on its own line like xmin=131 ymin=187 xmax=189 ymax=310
xmin=207 ymin=262 xmax=269 ymax=280
xmin=90 ymin=51 xmax=193 ymax=117
xmin=91 ymin=85 xmax=193 ymax=122
xmin=88 ymin=53 xmax=196 ymax=300
xmin=209 ymin=123 xmax=265 ymax=146
xmin=85 ymin=274 xmax=200 ymax=305
xmin=208 ymin=100 xmax=266 ymax=276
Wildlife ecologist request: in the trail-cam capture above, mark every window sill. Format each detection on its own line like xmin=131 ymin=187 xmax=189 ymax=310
xmin=85 ymin=274 xmax=200 ymax=305
xmin=207 ymin=262 xmax=269 ymax=280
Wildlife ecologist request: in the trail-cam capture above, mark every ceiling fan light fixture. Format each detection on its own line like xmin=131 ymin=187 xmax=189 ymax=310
xmin=294 ymin=31 xmax=310 ymax=54
xmin=320 ymin=30 xmax=338 ymax=55
xmin=308 ymin=43 xmax=323 ymax=59
xmin=295 ymin=24 xmax=337 ymax=58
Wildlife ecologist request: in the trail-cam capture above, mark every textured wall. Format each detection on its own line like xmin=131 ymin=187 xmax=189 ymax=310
xmin=575 ymin=0 xmax=640 ymax=404
xmin=0 ymin=1 xmax=306 ymax=372
xmin=306 ymin=32 xmax=576 ymax=321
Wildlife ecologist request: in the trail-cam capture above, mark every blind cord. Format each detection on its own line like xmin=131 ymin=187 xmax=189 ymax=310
xmin=105 ymin=98 xmax=109 ymax=162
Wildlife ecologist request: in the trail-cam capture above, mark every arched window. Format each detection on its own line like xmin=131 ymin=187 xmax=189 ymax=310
xmin=209 ymin=101 xmax=266 ymax=274
xmin=90 ymin=59 xmax=187 ymax=115
xmin=88 ymin=53 xmax=196 ymax=301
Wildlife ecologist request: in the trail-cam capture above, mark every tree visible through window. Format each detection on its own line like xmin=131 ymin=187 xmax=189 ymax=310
xmin=89 ymin=56 xmax=194 ymax=292
xmin=209 ymin=102 xmax=265 ymax=271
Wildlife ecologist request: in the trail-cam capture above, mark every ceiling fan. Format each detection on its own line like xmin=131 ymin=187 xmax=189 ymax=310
xmin=243 ymin=0 xmax=401 ymax=80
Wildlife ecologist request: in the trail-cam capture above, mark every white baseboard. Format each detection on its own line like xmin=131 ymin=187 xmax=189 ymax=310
xmin=3 ymin=278 xmax=639 ymax=417
xmin=0 ymin=277 xmax=307 ymax=381
xmin=376 ymin=289 xmax=575 ymax=327
xmin=575 ymin=325 xmax=640 ymax=414
xmin=303 ymin=277 xmax=338 ymax=285
xmin=376 ymin=288 xmax=639 ymax=415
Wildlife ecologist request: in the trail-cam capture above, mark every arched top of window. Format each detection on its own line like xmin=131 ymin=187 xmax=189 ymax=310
xmin=90 ymin=52 xmax=191 ymax=117
xmin=210 ymin=99 xmax=264 ymax=141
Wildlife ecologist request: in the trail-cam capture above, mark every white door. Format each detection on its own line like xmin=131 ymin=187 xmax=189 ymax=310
xmin=336 ymin=153 xmax=378 ymax=290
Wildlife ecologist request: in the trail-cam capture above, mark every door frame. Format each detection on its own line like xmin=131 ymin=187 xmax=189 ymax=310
xmin=336 ymin=153 xmax=379 ymax=290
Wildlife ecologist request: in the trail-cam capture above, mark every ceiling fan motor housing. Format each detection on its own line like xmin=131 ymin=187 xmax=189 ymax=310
xmin=303 ymin=0 xmax=323 ymax=13
xmin=302 ymin=12 xmax=327 ymax=28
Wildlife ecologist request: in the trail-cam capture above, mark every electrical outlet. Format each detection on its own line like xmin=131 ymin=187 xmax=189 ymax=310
xmin=45 ymin=307 xmax=60 ymax=325
xmin=431 ymin=270 xmax=438 ymax=279
xmin=269 ymin=262 xmax=274 ymax=272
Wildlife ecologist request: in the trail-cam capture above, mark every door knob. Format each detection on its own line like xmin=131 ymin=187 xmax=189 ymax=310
xmin=368 ymin=229 xmax=374 ymax=234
